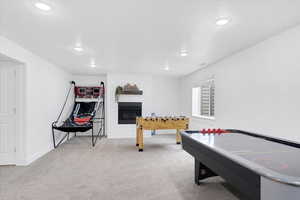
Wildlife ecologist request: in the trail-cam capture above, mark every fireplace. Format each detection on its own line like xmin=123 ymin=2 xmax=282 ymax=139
xmin=118 ymin=102 xmax=142 ymax=124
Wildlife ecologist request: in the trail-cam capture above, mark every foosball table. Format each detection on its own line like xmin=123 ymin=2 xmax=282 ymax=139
xmin=136 ymin=116 xmax=189 ymax=152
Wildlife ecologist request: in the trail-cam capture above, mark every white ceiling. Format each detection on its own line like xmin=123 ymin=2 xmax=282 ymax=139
xmin=1 ymin=0 xmax=300 ymax=76
xmin=0 ymin=52 xmax=21 ymax=62
xmin=0 ymin=53 xmax=11 ymax=61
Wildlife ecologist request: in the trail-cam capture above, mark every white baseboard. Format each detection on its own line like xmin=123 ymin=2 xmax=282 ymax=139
xmin=25 ymin=146 xmax=52 ymax=166
xmin=107 ymin=134 xmax=152 ymax=139
xmin=15 ymin=158 xmax=28 ymax=166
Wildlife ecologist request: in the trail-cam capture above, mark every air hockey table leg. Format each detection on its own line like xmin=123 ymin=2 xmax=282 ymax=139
xmin=195 ymin=159 xmax=201 ymax=185
xmin=194 ymin=158 xmax=217 ymax=185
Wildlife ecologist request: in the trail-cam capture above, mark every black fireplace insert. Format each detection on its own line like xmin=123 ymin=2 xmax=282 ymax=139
xmin=118 ymin=102 xmax=142 ymax=124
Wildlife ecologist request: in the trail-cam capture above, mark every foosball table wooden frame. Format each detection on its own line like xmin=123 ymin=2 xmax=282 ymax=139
xmin=136 ymin=116 xmax=189 ymax=152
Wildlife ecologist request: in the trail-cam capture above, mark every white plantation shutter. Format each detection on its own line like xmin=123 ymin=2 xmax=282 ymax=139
xmin=200 ymin=84 xmax=210 ymax=116
xmin=192 ymin=79 xmax=215 ymax=118
xmin=192 ymin=87 xmax=200 ymax=116
xmin=210 ymin=82 xmax=215 ymax=116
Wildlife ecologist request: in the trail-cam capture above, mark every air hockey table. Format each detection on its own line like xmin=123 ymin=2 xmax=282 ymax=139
xmin=180 ymin=129 xmax=300 ymax=200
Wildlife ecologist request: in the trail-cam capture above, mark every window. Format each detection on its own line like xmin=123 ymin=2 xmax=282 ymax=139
xmin=192 ymin=79 xmax=215 ymax=119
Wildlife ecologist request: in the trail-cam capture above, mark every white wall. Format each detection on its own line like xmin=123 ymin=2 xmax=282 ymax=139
xmin=180 ymin=24 xmax=300 ymax=142
xmin=72 ymin=74 xmax=106 ymax=86
xmin=107 ymin=73 xmax=181 ymax=138
xmin=0 ymin=36 xmax=71 ymax=165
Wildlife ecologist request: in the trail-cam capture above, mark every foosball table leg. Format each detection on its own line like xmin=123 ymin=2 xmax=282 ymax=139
xmin=176 ymin=129 xmax=181 ymax=144
xmin=138 ymin=128 xmax=144 ymax=152
xmin=136 ymin=127 xmax=139 ymax=147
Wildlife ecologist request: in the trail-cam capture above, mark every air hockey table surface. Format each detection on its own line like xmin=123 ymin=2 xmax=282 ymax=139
xmin=181 ymin=130 xmax=300 ymax=200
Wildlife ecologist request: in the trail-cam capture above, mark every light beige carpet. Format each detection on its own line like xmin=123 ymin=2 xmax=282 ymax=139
xmin=0 ymin=134 xmax=240 ymax=200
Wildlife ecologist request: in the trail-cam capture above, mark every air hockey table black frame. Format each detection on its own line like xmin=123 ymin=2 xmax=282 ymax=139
xmin=180 ymin=129 xmax=300 ymax=200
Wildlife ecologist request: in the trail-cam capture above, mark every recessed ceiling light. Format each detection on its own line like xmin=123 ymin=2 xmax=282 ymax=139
xmin=164 ymin=60 xmax=170 ymax=71
xmin=34 ymin=2 xmax=52 ymax=11
xmin=73 ymin=46 xmax=83 ymax=52
xmin=216 ymin=17 xmax=230 ymax=26
xmin=180 ymin=48 xmax=188 ymax=57
xmin=181 ymin=51 xmax=188 ymax=57
xmin=90 ymin=59 xmax=96 ymax=68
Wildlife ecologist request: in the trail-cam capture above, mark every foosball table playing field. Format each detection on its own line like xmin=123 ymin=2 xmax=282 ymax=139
xmin=136 ymin=116 xmax=189 ymax=152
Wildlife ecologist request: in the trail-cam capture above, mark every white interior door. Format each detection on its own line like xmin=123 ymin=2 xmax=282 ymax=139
xmin=0 ymin=65 xmax=16 ymax=165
